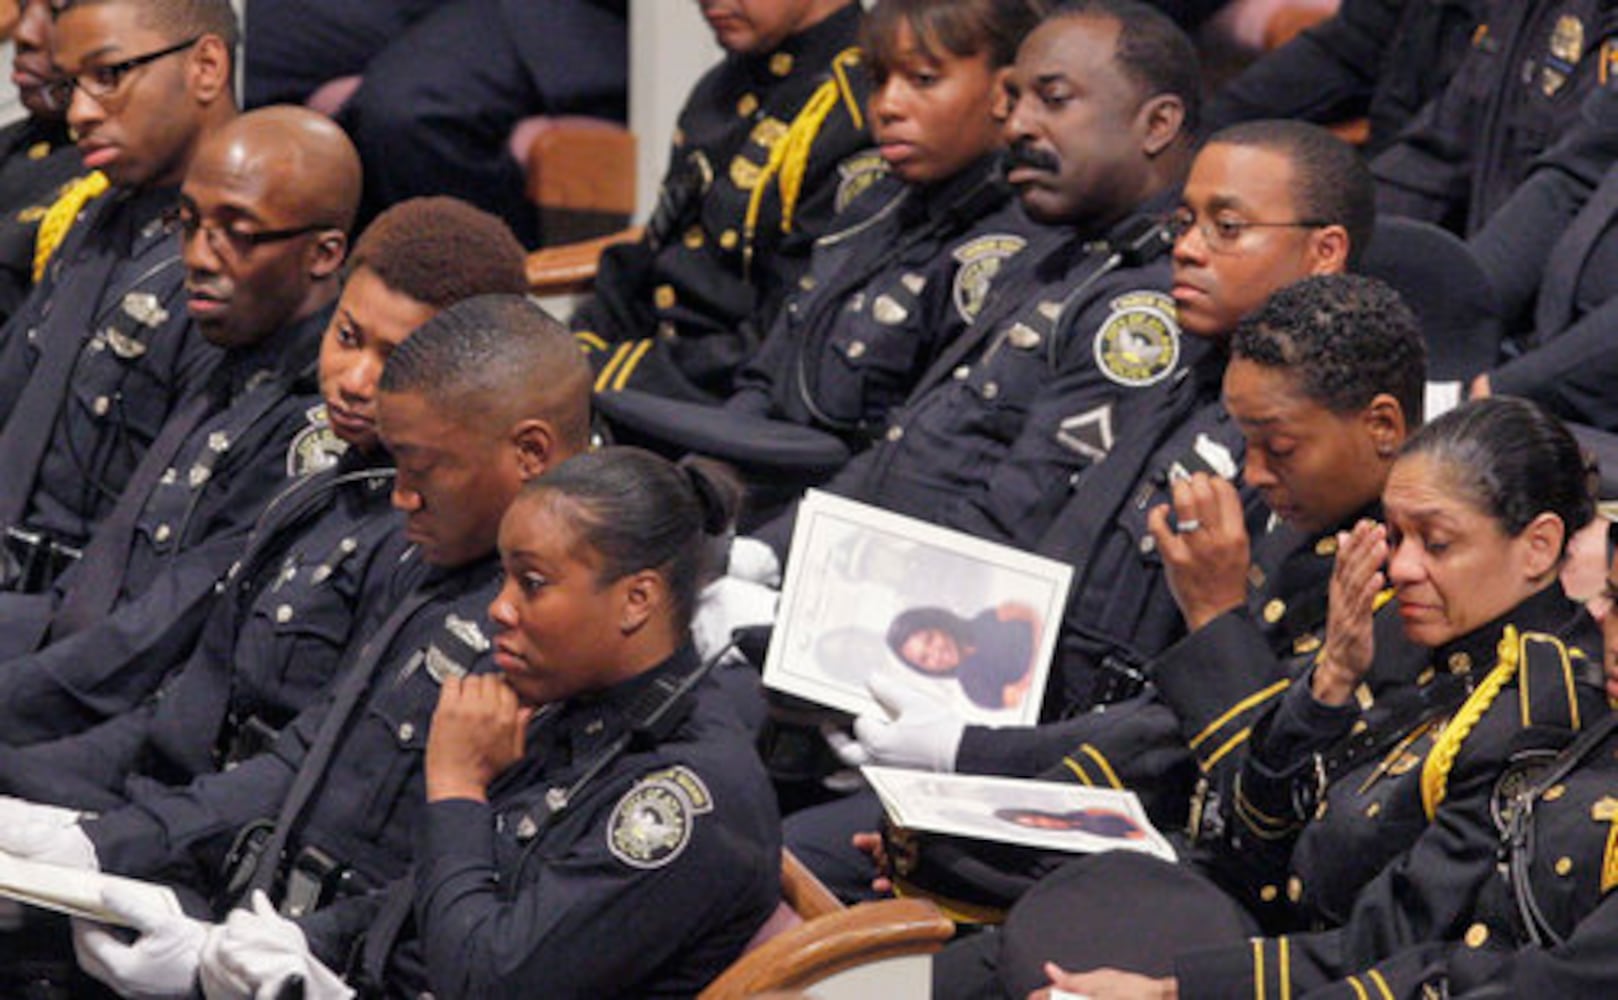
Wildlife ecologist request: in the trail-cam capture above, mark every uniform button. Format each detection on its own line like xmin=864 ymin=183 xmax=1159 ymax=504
xmin=770 ymin=52 xmax=794 ymax=76
xmin=1259 ymin=884 xmax=1278 ymax=903
xmin=1314 ymin=536 xmax=1338 ymax=557
xmin=981 ymin=381 xmax=999 ymax=400
xmin=1417 ymin=667 xmax=1436 ymax=686
xmin=737 ymin=93 xmax=759 ymax=116
xmin=654 ymin=285 xmax=677 ymax=310
xmin=1544 ymin=784 xmax=1567 ymax=802
xmin=719 ymin=229 xmax=739 ymax=251
xmin=1464 ymin=923 xmax=1489 ymax=949
xmin=886 ymin=425 xmax=904 ymax=443
xmin=89 ymin=338 xmax=106 ymax=353
xmin=1365 ymin=801 xmax=1382 ymax=818
xmin=398 ymin=722 xmax=416 ymax=742
xmin=1351 ymin=720 xmax=1368 ymax=736
xmin=153 ymin=524 xmax=171 ymax=543
xmin=1286 ymin=876 xmax=1302 ymax=902
xmin=1555 ymin=856 xmax=1573 ymax=876
xmin=1263 ymin=599 xmax=1285 ymax=624
xmin=93 ymin=395 xmax=110 ymax=416
xmin=799 ymin=274 xmax=816 ymax=291
xmin=275 ymin=604 xmax=293 ymax=624
xmin=953 ymin=365 xmax=971 ymax=381
xmin=846 ymin=341 xmax=866 ymax=359
xmin=1449 ymin=651 xmax=1472 ymax=674
xmin=1138 ymin=534 xmax=1156 ymax=555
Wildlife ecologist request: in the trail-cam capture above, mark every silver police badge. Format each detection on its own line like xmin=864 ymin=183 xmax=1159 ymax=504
xmin=607 ymin=766 xmax=714 ymax=870
xmin=951 ymin=234 xmax=1026 ymax=324
xmin=1093 ymin=291 xmax=1179 ymax=387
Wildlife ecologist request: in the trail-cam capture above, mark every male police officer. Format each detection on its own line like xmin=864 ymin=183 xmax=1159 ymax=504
xmin=0 ymin=0 xmax=87 ymax=322
xmin=576 ymin=0 xmax=878 ymax=402
xmin=0 ymin=297 xmax=596 ymax=998
xmin=0 ymin=197 xmax=532 ymax=799
xmin=0 ymin=0 xmax=238 ymax=595
xmin=0 ymin=107 xmax=360 ymax=726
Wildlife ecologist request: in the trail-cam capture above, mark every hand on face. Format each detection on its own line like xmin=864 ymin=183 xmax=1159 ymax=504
xmin=1314 ymin=519 xmax=1388 ymax=706
xmin=424 ymin=674 xmax=533 ymax=803
xmin=1147 ymin=472 xmax=1251 ymax=632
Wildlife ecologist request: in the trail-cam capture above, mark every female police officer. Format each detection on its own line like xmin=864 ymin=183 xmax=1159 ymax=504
xmin=198 ymin=448 xmax=781 ymax=998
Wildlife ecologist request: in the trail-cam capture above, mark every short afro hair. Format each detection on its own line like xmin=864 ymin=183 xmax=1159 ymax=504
xmin=56 ymin=0 xmax=240 ymax=50
xmin=1204 ymin=119 xmax=1375 ymax=268
xmin=1233 ymin=274 xmax=1426 ymax=425
xmin=1050 ymin=0 xmax=1203 ymax=134
xmin=347 ymin=197 xmax=528 ymax=309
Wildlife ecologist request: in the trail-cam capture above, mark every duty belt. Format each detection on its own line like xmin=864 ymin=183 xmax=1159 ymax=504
xmin=0 ymin=525 xmax=81 ymax=593
xmin=219 ymin=819 xmax=377 ymax=918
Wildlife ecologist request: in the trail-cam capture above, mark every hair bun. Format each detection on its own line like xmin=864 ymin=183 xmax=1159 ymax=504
xmin=678 ymin=457 xmax=744 ymax=537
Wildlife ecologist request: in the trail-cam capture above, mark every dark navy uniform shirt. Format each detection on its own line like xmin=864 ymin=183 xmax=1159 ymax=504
xmin=0 ymin=116 xmax=84 ymax=323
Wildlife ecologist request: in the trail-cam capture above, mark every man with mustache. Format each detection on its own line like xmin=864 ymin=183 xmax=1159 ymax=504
xmin=0 ymin=0 xmax=86 ymax=323
xmin=0 ymin=0 xmax=237 ymax=607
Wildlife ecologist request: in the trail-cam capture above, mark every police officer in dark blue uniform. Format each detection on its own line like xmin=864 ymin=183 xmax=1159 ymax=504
xmin=576 ymin=0 xmax=880 ymax=402
xmin=243 ymin=1 xmax=628 ymax=248
xmin=0 ymin=298 xmax=595 ymax=997
xmin=728 ymin=0 xmax=1051 ymax=447
xmin=0 ymin=108 xmax=362 ymax=731
xmin=1372 ymin=0 xmax=1618 ymax=236
xmin=199 ymin=448 xmax=779 ymax=998
xmin=1203 ymin=0 xmax=1485 ymax=156
xmin=0 ymin=197 xmax=534 ymax=804
xmin=0 ymin=0 xmax=239 ymax=596
xmin=746 ymin=0 xmax=1201 ymax=566
xmin=0 ymin=0 xmax=87 ymax=323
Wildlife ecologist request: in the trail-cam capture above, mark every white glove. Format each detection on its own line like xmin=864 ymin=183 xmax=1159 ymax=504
xmin=0 ymin=813 xmax=98 ymax=869
xmin=0 ymin=795 xmax=83 ymax=829
xmin=73 ymin=883 xmax=214 ymax=999
xmin=834 ymin=672 xmax=964 ymax=772
xmin=200 ymin=891 xmax=354 ymax=1000
xmin=691 ymin=575 xmax=778 ymax=662
xmin=727 ymin=536 xmax=782 ymax=588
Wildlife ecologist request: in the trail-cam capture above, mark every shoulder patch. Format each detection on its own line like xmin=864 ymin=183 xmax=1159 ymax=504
xmin=607 ymin=766 xmax=714 ymax=870
xmin=1092 ymin=291 xmax=1178 ymax=387
xmin=952 ymin=234 xmax=1027 ymax=324
xmin=287 ymin=404 xmax=347 ymax=476
xmin=835 ymin=150 xmax=888 ymax=214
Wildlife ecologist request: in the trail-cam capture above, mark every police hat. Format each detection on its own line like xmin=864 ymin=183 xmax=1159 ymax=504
xmin=593 ymin=388 xmax=851 ymax=477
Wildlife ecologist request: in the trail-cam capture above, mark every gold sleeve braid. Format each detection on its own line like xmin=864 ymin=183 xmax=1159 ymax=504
xmin=32 ymin=171 xmax=110 ymax=282
xmin=742 ymin=46 xmax=865 ymax=278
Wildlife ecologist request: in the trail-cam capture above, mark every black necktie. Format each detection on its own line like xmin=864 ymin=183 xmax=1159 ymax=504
xmin=49 ymin=386 xmax=220 ymax=639
xmin=244 ymin=584 xmax=437 ymax=901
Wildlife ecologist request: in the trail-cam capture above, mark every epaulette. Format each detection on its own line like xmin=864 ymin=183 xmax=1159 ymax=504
xmin=33 ymin=170 xmax=109 ymax=281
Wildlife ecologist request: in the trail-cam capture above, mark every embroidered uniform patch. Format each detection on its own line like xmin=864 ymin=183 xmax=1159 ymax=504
xmin=1092 ymin=291 xmax=1178 ymax=387
xmin=835 ymin=150 xmax=888 ymax=213
xmin=286 ymin=404 xmax=347 ymax=476
xmin=608 ymin=766 xmax=714 ymax=870
xmin=952 ymin=234 xmax=1026 ymax=324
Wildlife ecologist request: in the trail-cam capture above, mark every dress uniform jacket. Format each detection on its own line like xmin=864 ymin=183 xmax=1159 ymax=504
xmin=336 ymin=646 xmax=780 ymax=998
xmin=1205 ymin=0 xmax=1484 ymax=156
xmin=1205 ymin=585 xmax=1604 ymax=936
xmin=574 ymin=3 xmax=880 ymax=402
xmin=0 ymin=116 xmax=84 ymax=323
xmin=729 ymin=156 xmax=1040 ymax=446
xmin=81 ymin=551 xmax=492 ymax=909
xmin=1172 ymin=620 xmax=1608 ymax=999
xmin=753 ymin=197 xmax=1187 ymax=557
xmin=1372 ymin=0 xmax=1618 ymax=235
xmin=0 ymin=185 xmax=218 ymax=554
xmin=0 ymin=306 xmax=341 ymax=742
xmin=0 ymin=450 xmax=399 ymax=813
xmin=1467 ymin=86 xmax=1618 ymax=427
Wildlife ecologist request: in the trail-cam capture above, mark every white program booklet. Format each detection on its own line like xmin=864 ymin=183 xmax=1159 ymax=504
xmin=764 ymin=490 xmax=1073 ymax=727
xmin=863 ymin=766 xmax=1177 ymax=863
xmin=0 ymin=850 xmax=183 ymax=926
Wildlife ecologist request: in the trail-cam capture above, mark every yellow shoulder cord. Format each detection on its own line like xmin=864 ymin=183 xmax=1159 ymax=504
xmin=33 ymin=170 xmax=110 ymax=282
xmin=742 ymin=46 xmax=865 ymax=280
xmin=1420 ymin=625 xmax=1521 ymax=820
